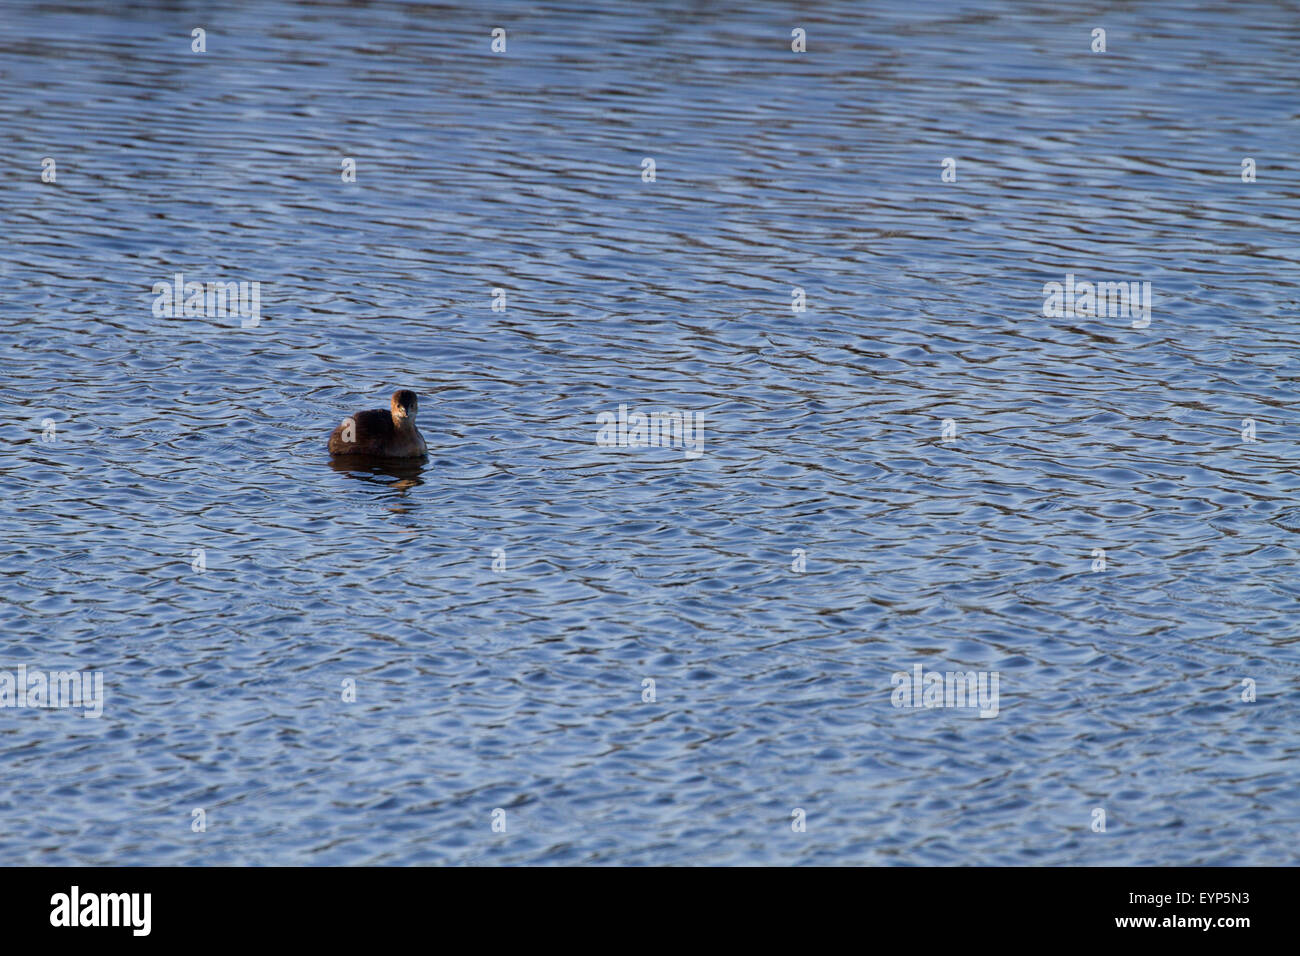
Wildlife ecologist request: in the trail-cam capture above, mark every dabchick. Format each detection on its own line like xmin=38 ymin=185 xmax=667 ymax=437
xmin=327 ymin=389 xmax=427 ymax=458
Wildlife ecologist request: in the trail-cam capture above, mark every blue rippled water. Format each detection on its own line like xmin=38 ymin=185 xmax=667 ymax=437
xmin=1 ymin=0 xmax=1298 ymax=865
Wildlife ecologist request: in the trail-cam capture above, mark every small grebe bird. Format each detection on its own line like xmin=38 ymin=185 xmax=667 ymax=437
xmin=327 ymin=389 xmax=427 ymax=458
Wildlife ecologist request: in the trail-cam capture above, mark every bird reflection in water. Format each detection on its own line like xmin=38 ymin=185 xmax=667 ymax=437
xmin=327 ymin=455 xmax=426 ymax=508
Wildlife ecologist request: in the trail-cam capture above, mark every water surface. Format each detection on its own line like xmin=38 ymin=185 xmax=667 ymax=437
xmin=1 ymin=0 xmax=1298 ymax=864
